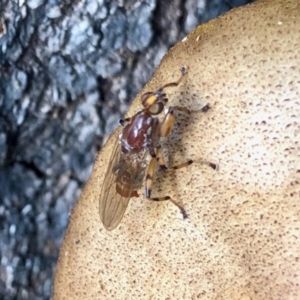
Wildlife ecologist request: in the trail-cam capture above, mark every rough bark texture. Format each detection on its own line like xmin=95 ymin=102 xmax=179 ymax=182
xmin=53 ymin=0 xmax=300 ymax=299
xmin=0 ymin=0 xmax=253 ymax=299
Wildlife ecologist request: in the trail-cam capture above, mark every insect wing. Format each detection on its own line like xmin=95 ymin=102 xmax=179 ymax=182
xmin=99 ymin=139 xmax=142 ymax=230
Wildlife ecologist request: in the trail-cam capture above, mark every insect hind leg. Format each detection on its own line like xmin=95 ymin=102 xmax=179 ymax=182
xmin=147 ymin=196 xmax=188 ymax=219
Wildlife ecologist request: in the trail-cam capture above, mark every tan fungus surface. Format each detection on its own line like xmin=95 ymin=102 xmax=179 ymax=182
xmin=53 ymin=0 xmax=300 ymax=299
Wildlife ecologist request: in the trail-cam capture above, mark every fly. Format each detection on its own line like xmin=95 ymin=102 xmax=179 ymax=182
xmin=99 ymin=67 xmax=215 ymax=230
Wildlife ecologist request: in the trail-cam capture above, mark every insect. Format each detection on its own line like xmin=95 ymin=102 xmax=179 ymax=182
xmin=99 ymin=67 xmax=214 ymax=230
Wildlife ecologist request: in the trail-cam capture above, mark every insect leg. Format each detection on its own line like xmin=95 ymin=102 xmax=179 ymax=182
xmin=145 ymin=145 xmax=197 ymax=199
xmin=147 ymin=148 xmax=205 ymax=219
xmin=146 ymin=152 xmax=215 ymax=220
xmin=155 ymin=146 xmax=168 ymax=171
xmin=160 ymin=107 xmax=175 ymax=137
xmin=156 ymin=146 xmax=217 ymax=172
xmin=119 ymin=117 xmax=132 ymax=127
xmin=144 ymin=154 xmax=188 ymax=218
xmin=156 ymin=66 xmax=187 ymax=93
xmin=145 ymin=157 xmax=156 ymax=198
xmin=172 ymin=103 xmax=211 ymax=114
xmin=146 ymin=156 xmax=216 ymax=219
xmin=159 ymin=104 xmax=210 ymax=139
xmin=158 ymin=108 xmax=217 ymax=170
xmin=168 ymin=158 xmax=217 ymax=171
xmin=148 ymin=196 xmax=188 ymax=219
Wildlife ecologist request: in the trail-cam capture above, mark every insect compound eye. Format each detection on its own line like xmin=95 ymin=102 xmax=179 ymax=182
xmin=141 ymin=92 xmax=157 ymax=108
xmin=148 ymin=102 xmax=164 ymax=115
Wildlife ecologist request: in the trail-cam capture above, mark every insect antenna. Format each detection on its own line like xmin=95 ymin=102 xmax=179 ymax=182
xmin=156 ymin=66 xmax=187 ymax=93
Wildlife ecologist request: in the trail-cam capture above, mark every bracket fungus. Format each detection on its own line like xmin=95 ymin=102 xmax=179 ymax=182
xmin=53 ymin=0 xmax=300 ymax=299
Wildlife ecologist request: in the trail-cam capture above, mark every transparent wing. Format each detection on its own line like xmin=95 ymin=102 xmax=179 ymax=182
xmin=99 ymin=138 xmax=146 ymax=231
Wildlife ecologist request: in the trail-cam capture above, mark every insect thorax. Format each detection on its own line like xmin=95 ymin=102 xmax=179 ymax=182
xmin=120 ymin=111 xmax=159 ymax=154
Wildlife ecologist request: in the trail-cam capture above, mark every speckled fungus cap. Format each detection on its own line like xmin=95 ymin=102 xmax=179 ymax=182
xmin=53 ymin=0 xmax=300 ymax=299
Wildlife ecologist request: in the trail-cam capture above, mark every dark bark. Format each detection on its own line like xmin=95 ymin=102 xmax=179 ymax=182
xmin=0 ymin=0 xmax=253 ymax=299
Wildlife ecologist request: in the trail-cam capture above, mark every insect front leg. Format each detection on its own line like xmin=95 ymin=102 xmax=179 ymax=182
xmin=158 ymin=107 xmax=196 ymax=171
xmin=119 ymin=117 xmax=132 ymax=127
xmin=159 ymin=103 xmax=210 ymax=138
xmin=172 ymin=103 xmax=211 ymax=115
xmin=160 ymin=107 xmax=175 ymax=138
xmin=159 ymin=105 xmax=217 ymax=171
